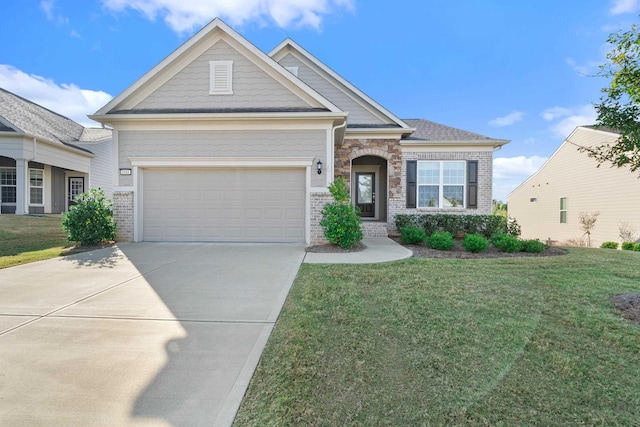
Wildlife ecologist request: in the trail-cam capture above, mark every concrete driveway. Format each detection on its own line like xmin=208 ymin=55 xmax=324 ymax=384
xmin=0 ymin=243 xmax=305 ymax=427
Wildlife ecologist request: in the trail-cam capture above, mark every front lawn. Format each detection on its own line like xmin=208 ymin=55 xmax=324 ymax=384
xmin=235 ymin=248 xmax=640 ymax=426
xmin=0 ymin=215 xmax=73 ymax=268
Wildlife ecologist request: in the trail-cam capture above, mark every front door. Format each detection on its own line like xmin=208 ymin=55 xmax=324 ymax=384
xmin=356 ymin=172 xmax=375 ymax=218
xmin=68 ymin=177 xmax=84 ymax=207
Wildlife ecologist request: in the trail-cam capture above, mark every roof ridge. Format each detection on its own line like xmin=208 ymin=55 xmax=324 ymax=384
xmin=0 ymin=87 xmax=81 ymax=127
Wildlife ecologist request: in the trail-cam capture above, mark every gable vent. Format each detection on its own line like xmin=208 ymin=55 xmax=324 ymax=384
xmin=285 ymin=66 xmax=299 ymax=77
xmin=209 ymin=61 xmax=233 ymax=95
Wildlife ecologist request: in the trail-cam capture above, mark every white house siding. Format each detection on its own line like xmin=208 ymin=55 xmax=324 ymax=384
xmin=277 ymin=53 xmax=389 ymax=125
xmin=117 ymin=129 xmax=327 ymax=188
xmin=74 ymin=138 xmax=113 ymax=200
xmin=135 ymin=40 xmax=311 ymax=111
xmin=389 ymin=150 xmax=494 ymax=232
xmin=508 ymin=127 xmax=640 ymax=247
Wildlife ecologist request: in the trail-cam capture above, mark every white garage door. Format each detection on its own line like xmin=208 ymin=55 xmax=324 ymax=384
xmin=142 ymin=168 xmax=305 ymax=242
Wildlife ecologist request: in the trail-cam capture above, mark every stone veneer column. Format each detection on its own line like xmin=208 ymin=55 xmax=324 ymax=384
xmin=112 ymin=191 xmax=134 ymax=242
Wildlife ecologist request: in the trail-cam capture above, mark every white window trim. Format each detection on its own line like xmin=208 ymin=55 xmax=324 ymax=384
xmin=560 ymin=197 xmax=567 ymax=224
xmin=0 ymin=167 xmax=17 ymax=205
xmin=417 ymin=160 xmax=466 ymax=209
xmin=209 ymin=60 xmax=233 ymax=95
xmin=29 ymin=168 xmax=44 ymax=206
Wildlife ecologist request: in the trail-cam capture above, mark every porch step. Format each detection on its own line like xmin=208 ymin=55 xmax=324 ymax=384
xmin=361 ymin=221 xmax=389 ymax=237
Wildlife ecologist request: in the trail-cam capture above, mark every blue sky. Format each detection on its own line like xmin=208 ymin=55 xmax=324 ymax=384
xmin=1 ymin=0 xmax=638 ymax=201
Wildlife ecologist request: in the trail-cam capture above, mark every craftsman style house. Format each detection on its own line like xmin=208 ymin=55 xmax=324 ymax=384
xmin=90 ymin=18 xmax=507 ymax=244
xmin=0 ymin=88 xmax=112 ymax=214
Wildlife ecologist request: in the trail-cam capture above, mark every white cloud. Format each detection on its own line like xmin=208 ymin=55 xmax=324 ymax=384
xmin=565 ymin=57 xmax=600 ymax=77
xmin=40 ymin=0 xmax=69 ymax=24
xmin=610 ymin=0 xmax=640 ymax=14
xmin=101 ymin=0 xmax=354 ymax=34
xmin=488 ymin=111 xmax=524 ymax=127
xmin=493 ymin=156 xmax=548 ymax=201
xmin=541 ymin=104 xmax=597 ymax=138
xmin=0 ymin=65 xmax=112 ymax=127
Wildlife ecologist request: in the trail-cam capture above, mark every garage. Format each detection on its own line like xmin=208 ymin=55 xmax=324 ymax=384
xmin=142 ymin=167 xmax=306 ymax=242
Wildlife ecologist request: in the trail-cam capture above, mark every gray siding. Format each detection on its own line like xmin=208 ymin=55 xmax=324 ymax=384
xmin=82 ymin=139 xmax=113 ymax=200
xmin=118 ymin=129 xmax=327 ymax=187
xmin=51 ymin=166 xmax=65 ymax=214
xmin=278 ymin=53 xmax=389 ymax=125
xmin=135 ymin=41 xmax=311 ymax=110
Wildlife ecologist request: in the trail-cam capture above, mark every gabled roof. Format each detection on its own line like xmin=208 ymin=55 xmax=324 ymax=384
xmin=93 ymin=18 xmax=342 ymax=118
xmin=0 ymin=88 xmax=105 ymax=154
xmin=403 ymin=119 xmax=508 ymax=145
xmin=269 ymin=38 xmax=412 ymax=134
xmin=507 ymin=126 xmax=618 ymax=198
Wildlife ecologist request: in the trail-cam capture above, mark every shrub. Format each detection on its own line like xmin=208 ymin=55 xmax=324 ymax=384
xmin=622 ymin=242 xmax=636 ymax=251
xmin=463 ymin=233 xmax=488 ymax=253
xmin=61 ymin=188 xmax=116 ymax=246
xmin=320 ymin=178 xmax=363 ymax=249
xmin=426 ymin=231 xmax=455 ymax=251
xmin=600 ymin=241 xmax=619 ymax=249
xmin=400 ymin=226 xmax=426 ymax=244
xmin=395 ymin=214 xmax=520 ymax=238
xmin=635 ymin=244 xmax=640 ymax=252
xmin=491 ymin=233 xmax=522 ymax=253
xmin=521 ymin=239 xmax=546 ymax=253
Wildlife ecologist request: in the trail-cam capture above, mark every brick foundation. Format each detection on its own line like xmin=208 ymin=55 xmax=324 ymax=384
xmin=113 ymin=191 xmax=134 ymax=242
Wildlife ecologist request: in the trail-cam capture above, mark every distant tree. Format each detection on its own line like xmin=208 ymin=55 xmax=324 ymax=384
xmin=578 ymin=212 xmax=600 ymax=248
xmin=579 ymin=21 xmax=640 ymax=172
xmin=492 ymin=199 xmax=508 ymax=218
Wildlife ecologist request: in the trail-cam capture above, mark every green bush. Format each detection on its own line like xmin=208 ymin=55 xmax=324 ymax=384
xmin=622 ymin=242 xmax=636 ymax=250
xmin=463 ymin=233 xmax=488 ymax=253
xmin=491 ymin=233 xmax=523 ymax=253
xmin=320 ymin=178 xmax=363 ymax=249
xmin=61 ymin=188 xmax=116 ymax=246
xmin=521 ymin=239 xmax=546 ymax=253
xmin=395 ymin=214 xmax=521 ymax=238
xmin=400 ymin=226 xmax=426 ymax=244
xmin=600 ymin=241 xmax=619 ymax=249
xmin=426 ymin=231 xmax=455 ymax=251
xmin=634 ymin=244 xmax=640 ymax=252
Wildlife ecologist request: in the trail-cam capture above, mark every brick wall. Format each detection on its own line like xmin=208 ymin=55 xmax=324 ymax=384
xmin=310 ymin=191 xmax=332 ymax=245
xmin=113 ymin=191 xmax=134 ymax=242
xmin=389 ymin=151 xmax=494 ymax=233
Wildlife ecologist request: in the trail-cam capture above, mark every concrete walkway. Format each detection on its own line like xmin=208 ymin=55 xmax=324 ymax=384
xmin=303 ymin=237 xmax=413 ymax=264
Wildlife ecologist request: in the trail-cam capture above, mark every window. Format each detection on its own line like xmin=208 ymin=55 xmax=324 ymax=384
xmin=417 ymin=161 xmax=465 ymax=208
xmin=530 ymin=197 xmax=537 ymax=202
xmin=560 ymin=197 xmax=567 ymax=223
xmin=69 ymin=177 xmax=84 ymax=202
xmin=0 ymin=167 xmax=16 ymax=204
xmin=209 ymin=61 xmax=233 ymax=95
xmin=29 ymin=169 xmax=44 ymax=204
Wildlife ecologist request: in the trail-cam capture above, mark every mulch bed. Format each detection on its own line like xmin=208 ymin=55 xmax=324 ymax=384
xmin=305 ymin=241 xmax=366 ymax=253
xmin=395 ymin=238 xmax=568 ymax=259
xmin=610 ymin=294 xmax=640 ymax=327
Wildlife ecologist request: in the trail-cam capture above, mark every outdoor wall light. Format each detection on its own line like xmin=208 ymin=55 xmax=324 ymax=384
xmin=316 ymin=160 xmax=323 ymax=174
xmin=119 ymin=168 xmax=132 ymax=176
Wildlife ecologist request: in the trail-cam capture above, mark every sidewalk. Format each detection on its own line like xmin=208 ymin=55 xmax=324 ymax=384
xmin=303 ymin=237 xmax=413 ymax=264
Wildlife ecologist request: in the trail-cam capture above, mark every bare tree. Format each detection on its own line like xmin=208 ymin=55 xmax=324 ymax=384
xmin=619 ymin=221 xmax=637 ymax=242
xmin=578 ymin=212 xmax=600 ymax=248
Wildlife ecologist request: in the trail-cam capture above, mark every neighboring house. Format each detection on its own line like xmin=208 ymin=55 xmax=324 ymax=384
xmin=508 ymin=126 xmax=640 ymax=247
xmin=90 ymin=18 xmax=508 ymax=244
xmin=0 ymin=88 xmax=112 ymax=214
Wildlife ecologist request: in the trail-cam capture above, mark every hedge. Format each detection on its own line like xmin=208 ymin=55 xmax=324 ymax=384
xmin=395 ymin=214 xmax=521 ymax=239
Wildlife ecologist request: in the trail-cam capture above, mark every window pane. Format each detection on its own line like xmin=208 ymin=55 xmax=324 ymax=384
xmin=560 ymin=211 xmax=567 ymax=224
xmin=30 ymin=188 xmax=43 ymax=204
xmin=357 ymin=174 xmax=373 ymax=203
xmin=443 ymin=186 xmax=464 ymax=207
xmin=1 ymin=168 xmax=16 ymax=186
xmin=30 ymin=170 xmax=43 ymax=187
xmin=418 ymin=162 xmax=440 ymax=185
xmin=2 ymin=187 xmax=16 ymax=203
xmin=418 ymin=186 xmax=439 ymax=207
xmin=443 ymin=162 xmax=465 ymax=185
xmin=560 ymin=197 xmax=566 ymax=210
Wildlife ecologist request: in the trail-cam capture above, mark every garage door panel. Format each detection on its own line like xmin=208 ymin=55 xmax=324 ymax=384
xmin=143 ymin=168 xmax=305 ymax=243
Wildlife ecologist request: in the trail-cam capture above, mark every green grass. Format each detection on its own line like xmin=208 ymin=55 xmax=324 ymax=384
xmin=235 ymin=249 xmax=640 ymax=426
xmin=0 ymin=214 xmax=76 ymax=268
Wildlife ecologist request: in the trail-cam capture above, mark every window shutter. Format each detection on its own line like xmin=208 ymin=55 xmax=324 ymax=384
xmin=467 ymin=160 xmax=478 ymax=209
xmin=406 ymin=160 xmax=417 ymax=208
xmin=209 ymin=61 xmax=233 ymax=94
